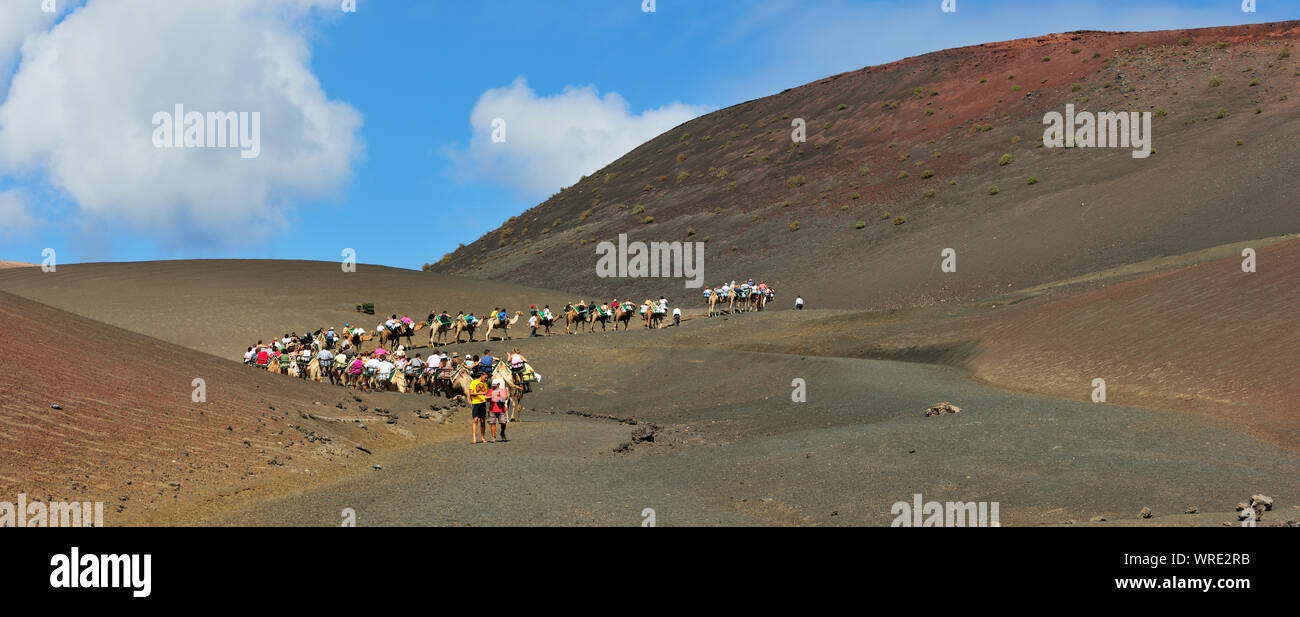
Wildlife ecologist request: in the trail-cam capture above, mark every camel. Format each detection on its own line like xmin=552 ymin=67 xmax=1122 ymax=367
xmin=447 ymin=362 xmax=526 ymax=421
xmin=563 ymin=304 xmax=590 ymax=335
xmin=648 ymin=303 xmax=666 ymax=329
xmin=453 ymin=315 xmax=479 ymax=343
xmin=706 ymin=291 xmax=723 ymax=317
xmin=484 ymin=311 xmax=522 ymax=341
xmin=375 ymin=320 xmax=416 ymax=350
xmin=535 ymin=310 xmax=556 ymax=335
xmin=613 ymin=305 xmax=636 ymax=330
xmin=427 ymin=316 xmax=455 ymax=346
xmin=589 ymin=307 xmax=611 ymax=332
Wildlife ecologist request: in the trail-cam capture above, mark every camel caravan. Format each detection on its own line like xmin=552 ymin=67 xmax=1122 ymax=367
xmin=703 ymin=280 xmax=775 ymax=317
xmin=244 ymin=328 xmax=540 ymax=421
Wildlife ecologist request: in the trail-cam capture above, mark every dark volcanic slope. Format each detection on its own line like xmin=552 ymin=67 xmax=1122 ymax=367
xmin=0 ymin=290 xmax=395 ymax=524
xmin=434 ymin=22 xmax=1300 ymax=308
xmin=0 ymin=260 xmax=575 ymax=359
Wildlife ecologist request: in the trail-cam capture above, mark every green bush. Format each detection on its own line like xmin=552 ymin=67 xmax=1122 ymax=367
xmin=921 ymin=169 xmax=935 ymax=179
xmin=787 ymin=175 xmax=806 ymax=187
xmin=922 ymin=189 xmax=936 ymax=199
xmin=788 ymin=221 xmax=800 ymax=232
xmin=855 ymin=220 xmax=866 ymax=229
xmin=1209 ymin=77 xmax=1222 ymax=87
xmin=988 ymin=186 xmax=1000 ymax=195
xmin=1178 ymin=37 xmax=1191 ymax=46
xmin=632 ymin=204 xmax=645 ymax=214
xmin=998 ymin=153 xmax=1015 ymax=166
xmin=1027 ymin=176 xmax=1039 ymax=185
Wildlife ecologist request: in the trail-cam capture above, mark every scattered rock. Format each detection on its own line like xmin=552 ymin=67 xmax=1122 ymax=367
xmin=1236 ymin=502 xmax=1252 ymax=520
xmin=924 ymin=402 xmax=962 ymax=417
xmin=1089 ymin=516 xmax=1107 ymax=522
xmin=1139 ymin=507 xmax=1153 ymax=519
xmin=50 ymin=403 xmax=62 ymax=410
xmin=1185 ymin=506 xmax=1198 ymax=514
xmin=372 ymin=464 xmax=382 ymax=471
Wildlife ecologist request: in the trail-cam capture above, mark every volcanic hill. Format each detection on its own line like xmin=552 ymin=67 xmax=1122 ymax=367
xmin=431 ymin=21 xmax=1300 ymax=308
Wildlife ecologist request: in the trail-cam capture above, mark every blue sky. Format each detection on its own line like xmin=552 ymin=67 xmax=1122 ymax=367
xmin=0 ymin=0 xmax=1292 ymax=269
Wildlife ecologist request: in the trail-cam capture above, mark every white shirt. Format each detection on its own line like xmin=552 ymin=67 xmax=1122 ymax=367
xmin=673 ymin=308 xmax=681 ymax=316
xmin=377 ymin=361 xmax=395 ymax=377
xmin=796 ymin=297 xmax=804 ymax=305
xmin=529 ymin=316 xmax=537 ymax=326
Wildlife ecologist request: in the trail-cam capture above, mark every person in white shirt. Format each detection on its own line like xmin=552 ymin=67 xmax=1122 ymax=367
xmin=672 ymin=307 xmax=682 ymax=327
xmin=528 ymin=314 xmax=538 ymax=337
xmin=795 ymin=296 xmax=804 ymax=310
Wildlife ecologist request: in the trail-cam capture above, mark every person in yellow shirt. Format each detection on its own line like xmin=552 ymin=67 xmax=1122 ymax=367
xmin=469 ymin=373 xmax=490 ymax=443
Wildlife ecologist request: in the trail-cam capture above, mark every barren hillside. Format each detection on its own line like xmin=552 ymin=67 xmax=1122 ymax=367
xmin=433 ymin=22 xmax=1300 ymax=309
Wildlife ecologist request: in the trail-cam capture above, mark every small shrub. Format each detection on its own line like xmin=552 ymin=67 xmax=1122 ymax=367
xmin=1042 ymin=56 xmax=1051 ymax=62
xmin=788 ymin=221 xmax=800 ymax=232
xmin=676 ymin=171 xmax=690 ymax=182
xmin=858 ymin=165 xmax=871 ymax=176
xmin=1155 ymin=107 xmax=1168 ymax=117
xmin=1279 ymin=48 xmax=1291 ymax=60
xmin=631 ymin=204 xmax=645 ymax=215
xmin=726 ymin=182 xmax=737 ymax=192
xmin=1249 ymin=79 xmax=1259 ymax=87
xmin=1178 ymin=37 xmax=1191 ymax=46
xmin=1215 ymin=41 xmax=1229 ymax=49
xmin=838 ymin=103 xmax=847 ymax=110
xmin=922 ymin=189 xmax=936 ymax=199
xmin=855 ymin=220 xmax=866 ymax=229
xmin=1027 ymin=176 xmax=1039 ymax=185
xmin=1209 ymin=77 xmax=1222 ymax=87
xmin=1215 ymin=108 xmax=1228 ymax=119
xmin=897 ymin=171 xmax=910 ymax=180
xmin=580 ymin=209 xmax=592 ymax=220
xmin=1071 ymin=83 xmax=1082 ymax=92
xmin=642 ymin=216 xmax=654 ymax=224
xmin=998 ymin=153 xmax=1015 ymax=166
xmin=921 ymin=169 xmax=934 ymax=179
xmin=988 ymin=186 xmax=999 ymax=195
xmin=840 ymin=205 xmax=849 ymax=211
xmin=686 ymin=227 xmax=696 ymax=237
xmin=893 ymin=217 xmax=906 ymax=226
xmin=925 ymin=108 xmax=934 ymax=116
xmin=787 ymin=175 xmax=806 ymax=187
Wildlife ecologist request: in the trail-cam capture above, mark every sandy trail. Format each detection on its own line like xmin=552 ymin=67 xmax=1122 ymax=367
xmin=200 ymin=341 xmax=1299 ymax=527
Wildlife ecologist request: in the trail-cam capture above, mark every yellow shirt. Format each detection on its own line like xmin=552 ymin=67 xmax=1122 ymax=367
xmin=469 ymin=379 xmax=489 ymax=405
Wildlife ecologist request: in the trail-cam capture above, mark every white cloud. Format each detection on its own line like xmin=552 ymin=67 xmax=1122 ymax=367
xmin=451 ymin=77 xmax=711 ymax=196
xmin=0 ymin=0 xmax=64 ymax=101
xmin=0 ymin=188 xmax=38 ymax=234
xmin=0 ymin=0 xmax=363 ymax=249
